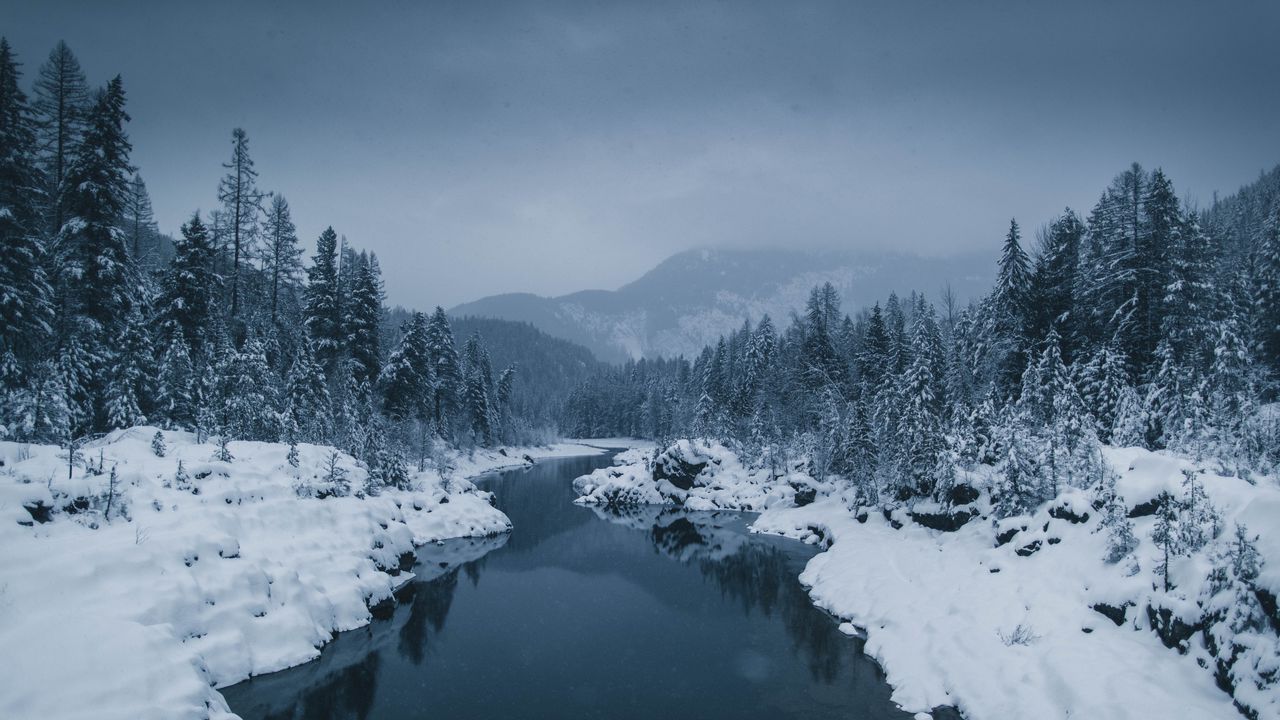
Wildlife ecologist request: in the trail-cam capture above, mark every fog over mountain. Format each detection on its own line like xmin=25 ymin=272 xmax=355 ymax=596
xmin=453 ymin=247 xmax=994 ymax=362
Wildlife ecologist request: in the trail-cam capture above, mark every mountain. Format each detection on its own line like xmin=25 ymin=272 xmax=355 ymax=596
xmin=451 ymin=248 xmax=995 ymax=363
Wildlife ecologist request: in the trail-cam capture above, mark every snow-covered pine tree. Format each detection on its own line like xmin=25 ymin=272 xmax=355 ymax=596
xmin=159 ymin=212 xmax=220 ymax=353
xmin=1202 ymin=524 xmax=1270 ymax=699
xmin=344 ymin=252 xmax=383 ymax=387
xmin=1027 ymin=209 xmax=1084 ymax=356
xmin=989 ymin=218 xmax=1033 ymax=395
xmin=220 ymin=335 xmax=277 ymax=441
xmin=121 ymin=174 xmax=157 ymax=263
xmin=104 ymin=306 xmax=152 ymax=430
xmin=262 ymin=194 xmax=302 ymax=324
xmin=1143 ymin=337 xmax=1185 ymax=450
xmin=59 ymin=76 xmax=138 ymax=429
xmin=1151 ymin=493 xmax=1179 ymax=592
xmin=32 ymin=40 xmax=88 ymax=240
xmin=462 ymin=333 xmax=495 ymax=446
xmin=217 ymin=128 xmax=266 ymax=318
xmin=381 ymin=311 xmax=432 ymax=421
xmin=284 ymin=337 xmax=332 ymax=443
xmin=424 ymin=307 xmax=461 ymax=433
xmin=895 ymin=302 xmax=947 ymax=498
xmin=1078 ymin=343 xmax=1128 ymax=442
xmin=0 ymin=38 xmax=54 ymax=364
xmin=304 ymin=227 xmax=343 ymax=375
xmin=155 ymin=331 xmax=195 ymax=430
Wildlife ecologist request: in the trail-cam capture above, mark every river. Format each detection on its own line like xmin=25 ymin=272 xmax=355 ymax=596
xmin=222 ymin=452 xmax=915 ymax=719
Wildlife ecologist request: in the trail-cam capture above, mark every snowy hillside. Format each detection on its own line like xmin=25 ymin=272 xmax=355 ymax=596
xmin=576 ymin=440 xmax=1280 ymax=719
xmin=0 ymin=428 xmax=603 ymax=720
xmin=451 ymin=248 xmax=994 ymax=362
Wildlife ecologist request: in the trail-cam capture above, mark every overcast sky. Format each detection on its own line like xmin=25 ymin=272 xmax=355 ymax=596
xmin=8 ymin=0 xmax=1280 ymax=309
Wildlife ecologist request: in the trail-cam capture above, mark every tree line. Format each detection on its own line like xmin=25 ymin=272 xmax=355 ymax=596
xmin=0 ymin=40 xmax=540 ymax=485
xmin=563 ymin=162 xmax=1280 ymax=513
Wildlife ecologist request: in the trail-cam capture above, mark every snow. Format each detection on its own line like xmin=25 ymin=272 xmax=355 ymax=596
xmin=0 ymin=428 xmax=603 ymax=720
xmin=576 ymin=440 xmax=1280 ymax=719
xmin=573 ymin=440 xmax=814 ymax=511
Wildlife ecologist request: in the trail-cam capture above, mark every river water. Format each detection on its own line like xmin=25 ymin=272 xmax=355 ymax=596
xmin=223 ymin=452 xmax=915 ymax=719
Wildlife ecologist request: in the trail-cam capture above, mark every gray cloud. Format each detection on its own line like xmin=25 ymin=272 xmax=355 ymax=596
xmin=7 ymin=0 xmax=1279 ymax=307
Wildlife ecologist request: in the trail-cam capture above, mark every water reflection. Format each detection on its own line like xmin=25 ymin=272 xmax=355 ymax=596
xmin=224 ymin=455 xmax=914 ymax=720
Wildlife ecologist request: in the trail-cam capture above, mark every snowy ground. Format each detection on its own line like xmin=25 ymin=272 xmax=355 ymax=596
xmin=0 ymin=428 xmax=604 ymax=720
xmin=577 ymin=440 xmax=1280 ymax=719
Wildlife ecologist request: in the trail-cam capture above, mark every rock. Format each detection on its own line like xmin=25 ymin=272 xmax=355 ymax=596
xmin=791 ymin=483 xmax=817 ymax=507
xmin=1256 ymin=588 xmax=1280 ymax=634
xmin=1146 ymin=604 xmax=1203 ymax=652
xmin=1015 ymin=540 xmax=1042 ymax=557
xmin=1048 ymin=504 xmax=1090 ymax=524
xmin=652 ymin=446 xmax=708 ymax=491
xmin=881 ymin=507 xmax=904 ymax=530
xmin=1091 ymin=602 xmax=1130 ymax=626
xmin=1128 ymin=496 xmax=1163 ymax=518
xmin=910 ymin=508 xmax=975 ymax=532
xmin=369 ymin=594 xmax=397 ymax=620
xmin=947 ymin=483 xmax=980 ymax=506
xmin=995 ymin=526 xmax=1024 ymax=547
xmin=23 ymin=501 xmax=53 ymax=524
xmin=522 ymin=454 xmax=535 ymax=464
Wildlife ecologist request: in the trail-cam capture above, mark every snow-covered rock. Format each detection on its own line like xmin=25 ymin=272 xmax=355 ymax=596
xmin=572 ymin=440 xmax=806 ymax=511
xmin=0 ymin=428 xmax=602 ymax=720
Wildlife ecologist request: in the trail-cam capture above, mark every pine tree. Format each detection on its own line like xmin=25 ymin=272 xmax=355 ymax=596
xmin=217 ymin=128 xmax=266 ymax=318
xmin=1162 ymin=208 xmax=1215 ymax=373
xmin=859 ymin=302 xmax=890 ymax=385
xmin=104 ymin=306 xmax=152 ymax=430
xmin=424 ymin=307 xmax=461 ymax=433
xmin=1144 ymin=337 xmax=1185 ymax=449
xmin=155 ymin=331 xmax=195 ymax=430
xmin=122 ymin=174 xmax=157 ymax=262
xmin=1028 ymin=209 xmax=1084 ymax=354
xmin=151 ymin=430 xmax=166 ymax=457
xmin=896 ymin=303 xmax=946 ymax=497
xmin=32 ymin=41 xmax=89 ymax=239
xmin=59 ymin=76 xmax=137 ymax=428
xmin=344 ymin=252 xmax=383 ymax=387
xmin=989 ymin=218 xmax=1032 ymax=393
xmin=160 ymin=212 xmax=220 ymax=352
xmin=304 ymin=227 xmax=342 ymax=374
xmin=1152 ymin=493 xmax=1179 ymax=592
xmin=218 ymin=335 xmax=277 ymax=441
xmin=284 ymin=338 xmax=332 ymax=443
xmin=1111 ymin=384 xmax=1147 ymax=448
xmin=994 ymin=405 xmax=1041 ymax=517
xmin=1078 ymin=344 xmax=1128 ymax=442
xmin=1097 ymin=473 xmax=1138 ymax=566
xmin=381 ymin=311 xmax=432 ymax=421
xmin=0 ymin=38 xmax=53 ymax=361
xmin=262 ymin=194 xmax=302 ymax=324
xmin=462 ymin=333 xmax=494 ymax=445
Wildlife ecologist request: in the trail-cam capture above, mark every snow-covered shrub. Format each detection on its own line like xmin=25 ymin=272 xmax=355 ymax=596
xmin=150 ymin=430 xmax=166 ymax=457
xmin=1201 ymin=524 xmax=1278 ymax=714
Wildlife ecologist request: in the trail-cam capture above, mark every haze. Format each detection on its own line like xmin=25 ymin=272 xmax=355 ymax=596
xmin=7 ymin=0 xmax=1279 ymax=308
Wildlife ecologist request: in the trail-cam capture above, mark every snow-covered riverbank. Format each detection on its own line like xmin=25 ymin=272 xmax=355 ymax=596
xmin=577 ymin=441 xmax=1280 ymax=719
xmin=0 ymin=428 xmax=604 ymax=720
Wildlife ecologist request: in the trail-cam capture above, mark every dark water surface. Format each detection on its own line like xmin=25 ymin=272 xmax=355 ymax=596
xmin=223 ymin=453 xmax=914 ymax=720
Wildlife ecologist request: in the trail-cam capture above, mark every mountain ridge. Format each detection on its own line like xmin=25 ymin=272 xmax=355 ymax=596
xmin=452 ymin=247 xmax=995 ymax=363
